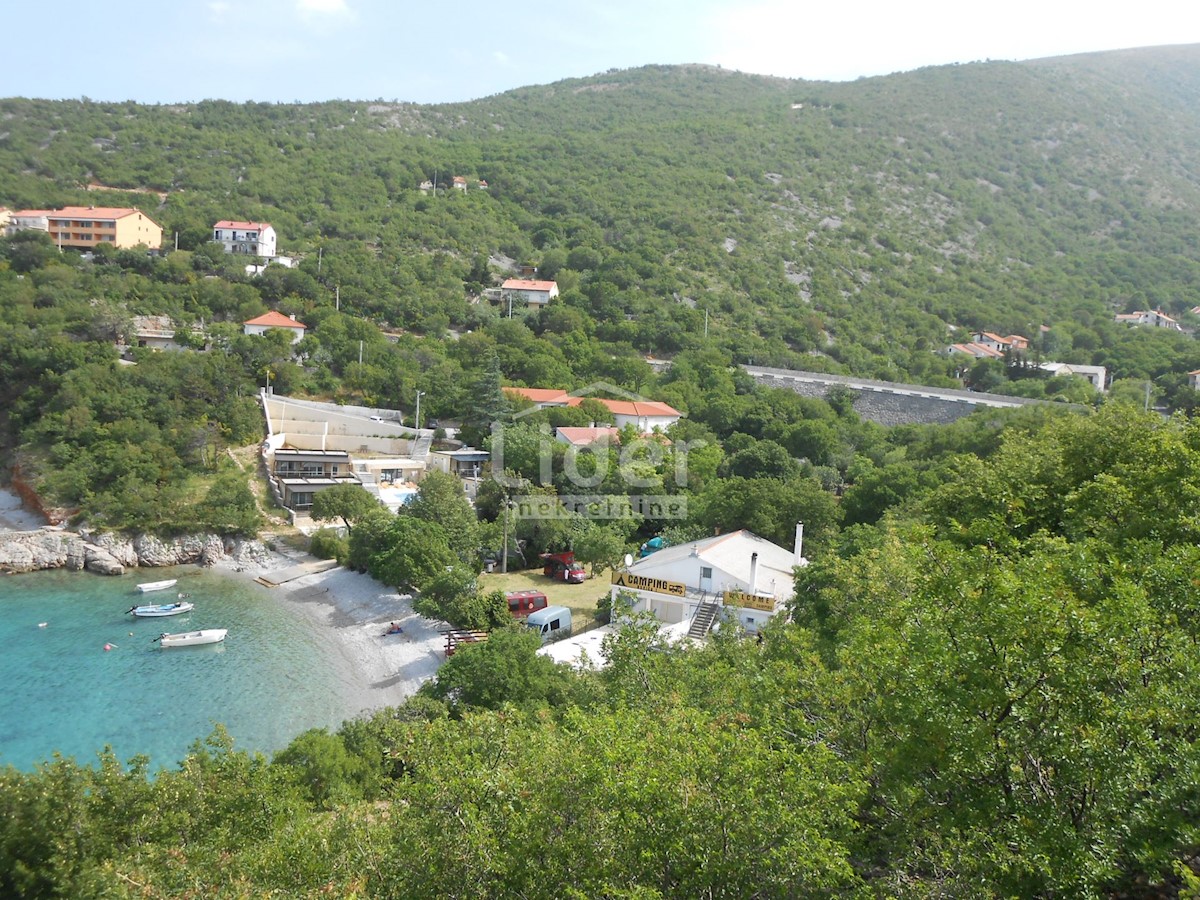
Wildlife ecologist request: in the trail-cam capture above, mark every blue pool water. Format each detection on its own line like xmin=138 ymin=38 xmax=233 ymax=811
xmin=0 ymin=566 xmax=360 ymax=772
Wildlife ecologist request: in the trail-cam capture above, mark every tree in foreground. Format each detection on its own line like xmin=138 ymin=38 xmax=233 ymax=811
xmin=310 ymin=482 xmax=382 ymax=533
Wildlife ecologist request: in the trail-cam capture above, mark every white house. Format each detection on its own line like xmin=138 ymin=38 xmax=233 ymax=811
xmin=501 ymin=279 xmax=560 ymax=309
xmin=970 ymin=331 xmax=1030 ymax=353
xmin=213 ymin=220 xmax=277 ymax=259
xmin=609 ymin=527 xmax=807 ymax=635
xmin=603 ymin=399 xmax=681 ymax=432
xmin=4 ymin=209 xmax=50 ymax=235
xmin=1115 ymin=310 xmax=1182 ymax=331
xmin=947 ymin=342 xmax=1005 ymax=359
xmin=1039 ymin=362 xmax=1108 ymax=393
xmin=129 ymin=315 xmax=203 ymax=352
xmin=243 ymin=310 xmax=307 ymax=344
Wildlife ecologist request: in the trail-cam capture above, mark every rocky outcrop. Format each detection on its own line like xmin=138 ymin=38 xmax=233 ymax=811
xmin=0 ymin=528 xmax=271 ymax=575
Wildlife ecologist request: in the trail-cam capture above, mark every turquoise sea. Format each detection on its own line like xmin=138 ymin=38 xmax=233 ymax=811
xmin=0 ymin=566 xmax=361 ymax=773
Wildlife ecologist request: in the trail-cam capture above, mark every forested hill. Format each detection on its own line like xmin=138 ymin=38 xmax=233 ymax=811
xmin=4 ymin=46 xmax=1200 ymax=385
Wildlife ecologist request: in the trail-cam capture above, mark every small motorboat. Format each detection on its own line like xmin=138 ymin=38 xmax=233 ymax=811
xmin=156 ymin=629 xmax=227 ymax=648
xmin=136 ymin=579 xmax=178 ymax=594
xmin=128 ymin=601 xmax=194 ymax=617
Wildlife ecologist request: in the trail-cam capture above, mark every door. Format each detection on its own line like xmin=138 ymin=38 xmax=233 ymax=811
xmin=700 ymin=566 xmax=713 ymax=593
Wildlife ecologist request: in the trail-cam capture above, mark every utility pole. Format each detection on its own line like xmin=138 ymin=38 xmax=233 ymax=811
xmin=317 ymin=246 xmax=322 ymax=274
xmin=704 ymin=308 xmax=709 ymax=338
xmin=501 ymin=495 xmax=513 ymax=573
xmin=415 ymin=390 xmax=425 ymax=430
xmin=335 ymin=285 xmax=340 ymax=311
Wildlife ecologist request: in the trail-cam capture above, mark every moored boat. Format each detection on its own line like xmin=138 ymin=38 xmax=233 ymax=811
xmin=128 ymin=601 xmax=194 ymax=617
xmin=136 ymin=579 xmax=178 ymax=594
xmin=156 ymin=629 xmax=227 ymax=648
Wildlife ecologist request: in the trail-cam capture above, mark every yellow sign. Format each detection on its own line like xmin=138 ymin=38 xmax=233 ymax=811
xmin=611 ymin=571 xmax=687 ymax=597
xmin=724 ymin=589 xmax=776 ymax=612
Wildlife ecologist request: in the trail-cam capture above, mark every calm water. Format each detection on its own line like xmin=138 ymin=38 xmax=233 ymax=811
xmin=0 ymin=566 xmax=360 ymax=772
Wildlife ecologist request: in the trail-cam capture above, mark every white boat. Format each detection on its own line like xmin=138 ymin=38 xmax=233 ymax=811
xmin=128 ymin=601 xmax=194 ymax=617
xmin=136 ymin=579 xmax=178 ymax=594
xmin=156 ymin=629 xmax=227 ymax=648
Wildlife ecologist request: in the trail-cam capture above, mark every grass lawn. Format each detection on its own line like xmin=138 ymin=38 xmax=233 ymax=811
xmin=479 ymin=567 xmax=609 ymax=632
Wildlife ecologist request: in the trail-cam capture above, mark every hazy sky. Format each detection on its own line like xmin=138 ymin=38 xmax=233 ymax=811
xmin=6 ymin=0 xmax=1199 ymax=104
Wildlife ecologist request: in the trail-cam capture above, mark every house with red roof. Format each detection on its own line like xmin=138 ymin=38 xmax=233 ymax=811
xmin=970 ymin=331 xmax=1029 ymax=352
xmin=213 ymin=220 xmax=277 ymax=258
xmin=946 ymin=342 xmax=1006 ymax=359
xmin=8 ymin=206 xmax=162 ymax=249
xmin=500 ymin=279 xmax=559 ymax=309
xmin=505 ymin=387 xmax=682 ymax=431
xmin=555 ymin=426 xmax=623 ymax=447
xmin=244 ymin=311 xmax=307 ymax=344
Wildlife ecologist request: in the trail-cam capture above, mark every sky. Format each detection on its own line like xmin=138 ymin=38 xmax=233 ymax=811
xmin=6 ymin=0 xmax=1200 ymax=105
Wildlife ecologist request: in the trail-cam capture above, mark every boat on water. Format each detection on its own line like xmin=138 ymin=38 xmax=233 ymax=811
xmin=156 ymin=629 xmax=227 ymax=648
xmin=128 ymin=601 xmax=194 ymax=617
xmin=136 ymin=579 xmax=178 ymax=594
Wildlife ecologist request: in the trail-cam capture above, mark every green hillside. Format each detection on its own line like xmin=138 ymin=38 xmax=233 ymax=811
xmin=9 ymin=48 xmax=1200 ymax=897
xmin=4 ymin=49 xmax=1200 ymax=387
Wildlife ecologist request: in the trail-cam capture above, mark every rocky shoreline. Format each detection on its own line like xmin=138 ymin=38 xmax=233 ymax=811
xmin=0 ymin=528 xmax=272 ymax=575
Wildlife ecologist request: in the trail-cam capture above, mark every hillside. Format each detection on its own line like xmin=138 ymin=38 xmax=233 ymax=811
xmin=4 ymin=48 xmax=1200 ymax=390
xmin=10 ymin=51 xmax=1200 ymax=897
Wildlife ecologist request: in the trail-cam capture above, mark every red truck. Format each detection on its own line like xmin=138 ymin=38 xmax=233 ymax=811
xmin=506 ymin=589 xmax=549 ymax=617
xmin=540 ymin=551 xmax=586 ymax=584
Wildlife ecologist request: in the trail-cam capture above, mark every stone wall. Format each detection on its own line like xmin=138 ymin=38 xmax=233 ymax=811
xmin=744 ymin=366 xmax=1052 ymax=426
xmin=0 ymin=530 xmax=270 ymax=576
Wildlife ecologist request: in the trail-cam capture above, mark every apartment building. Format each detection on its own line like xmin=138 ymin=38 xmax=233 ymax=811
xmin=34 ymin=206 xmax=163 ymax=250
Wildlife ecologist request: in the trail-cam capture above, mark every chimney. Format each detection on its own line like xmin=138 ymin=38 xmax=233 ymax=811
xmin=794 ymin=522 xmax=805 ymax=565
xmin=749 ymin=552 xmax=759 ymax=595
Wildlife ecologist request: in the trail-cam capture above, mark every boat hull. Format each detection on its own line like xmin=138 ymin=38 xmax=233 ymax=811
xmin=131 ymin=602 xmax=194 ymax=617
xmin=136 ymin=579 xmax=178 ymax=594
xmin=158 ymin=629 xmax=227 ymax=648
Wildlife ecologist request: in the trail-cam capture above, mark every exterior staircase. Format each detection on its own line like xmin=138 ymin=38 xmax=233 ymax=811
xmin=687 ymin=602 xmax=721 ymax=640
xmin=355 ymin=467 xmax=382 ymax=502
xmin=411 ymin=433 xmax=433 ymax=460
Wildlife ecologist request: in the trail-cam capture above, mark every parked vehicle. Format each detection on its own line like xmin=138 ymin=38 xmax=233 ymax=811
xmin=505 ymin=590 xmax=549 ymax=617
xmin=525 ymin=606 xmax=572 ymax=643
xmin=541 ymin=551 xmax=586 ymax=584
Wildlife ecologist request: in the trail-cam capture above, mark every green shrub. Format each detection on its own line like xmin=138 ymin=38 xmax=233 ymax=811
xmin=308 ymin=528 xmax=348 ymax=563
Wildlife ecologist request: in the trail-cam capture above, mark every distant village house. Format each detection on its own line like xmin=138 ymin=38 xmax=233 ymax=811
xmin=243 ymin=311 xmax=307 ymax=344
xmin=1115 ymin=309 xmax=1182 ymax=330
xmin=6 ymin=206 xmax=162 ymax=250
xmin=505 ymin=387 xmax=681 ymax=431
xmin=500 ymin=279 xmax=560 ymax=309
xmin=213 ymin=220 xmax=277 ymax=259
